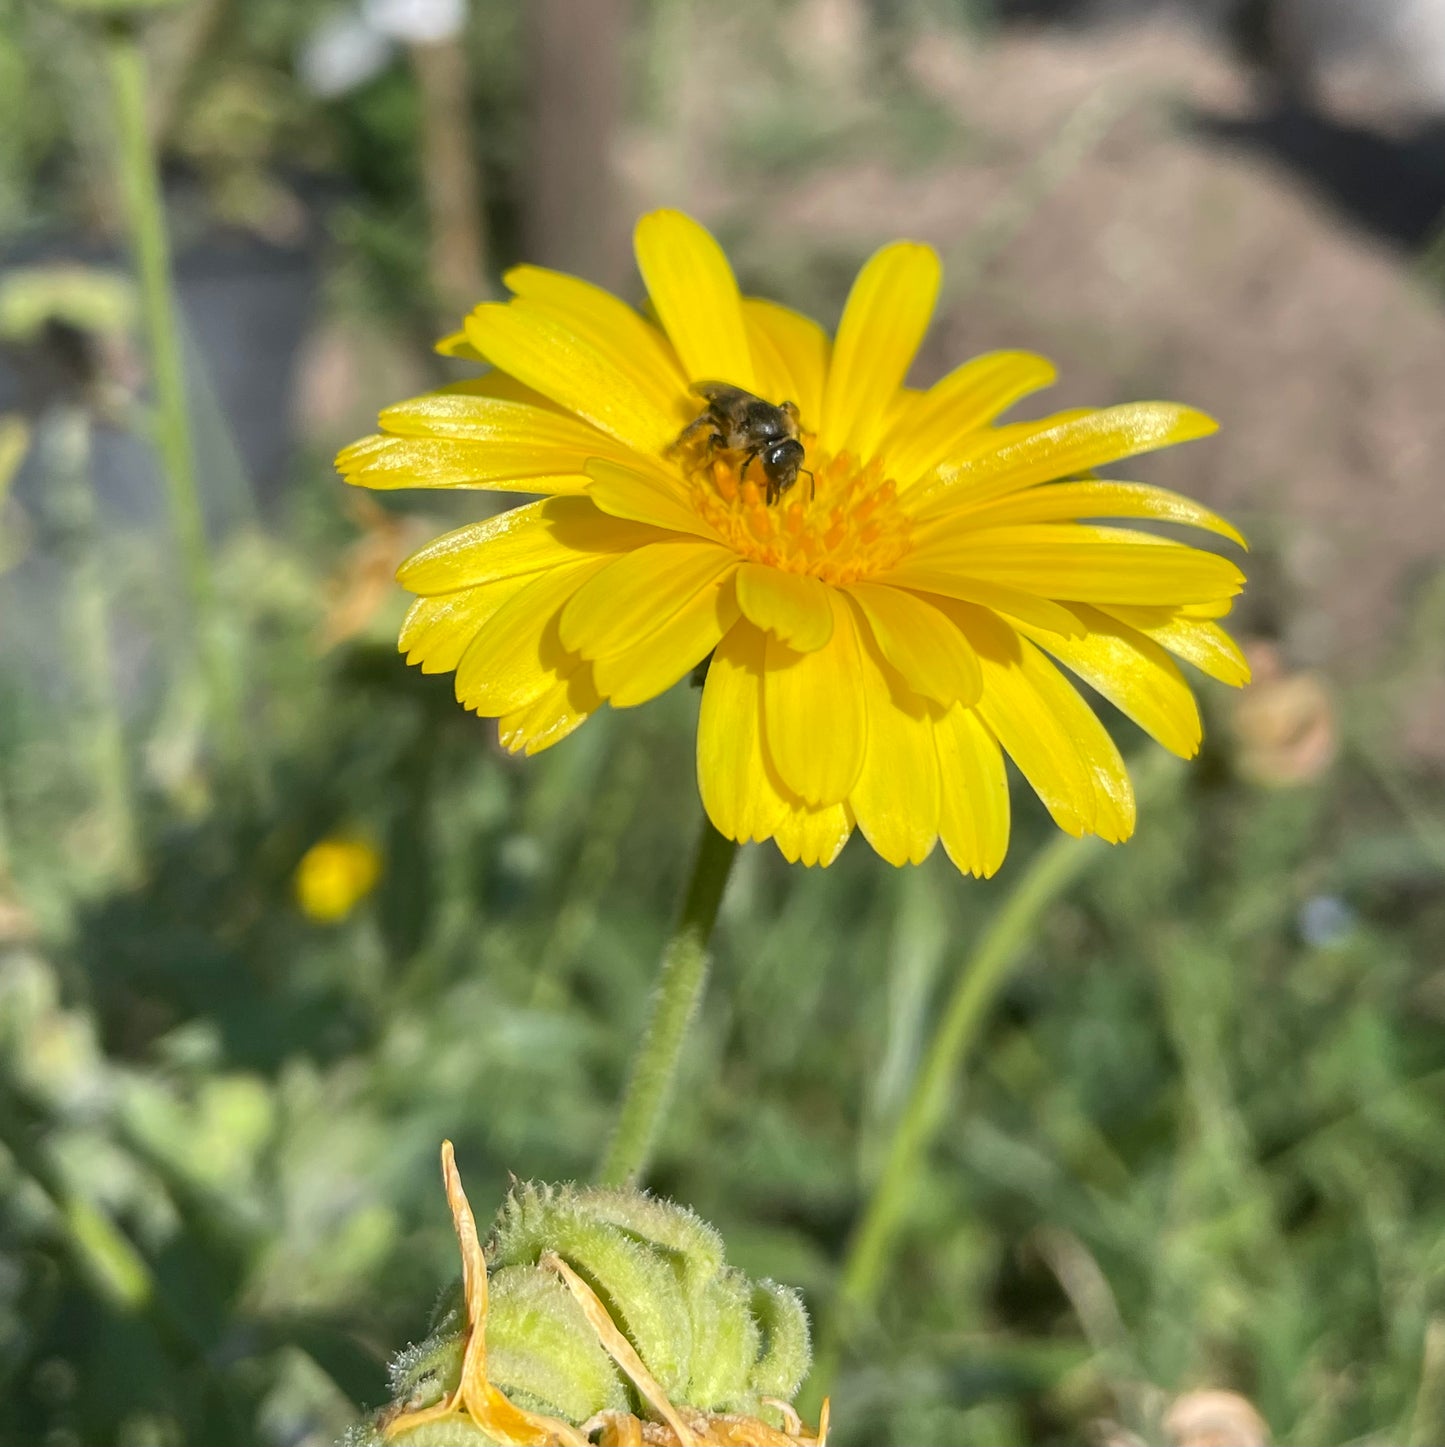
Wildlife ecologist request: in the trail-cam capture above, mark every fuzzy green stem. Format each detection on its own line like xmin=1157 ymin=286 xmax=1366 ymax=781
xmin=103 ymin=17 xmax=247 ymax=777
xmin=50 ymin=407 xmax=142 ymax=881
xmin=597 ymin=818 xmax=738 ymax=1187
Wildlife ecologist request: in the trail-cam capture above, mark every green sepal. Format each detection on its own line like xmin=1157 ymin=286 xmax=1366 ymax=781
xmin=684 ymin=1265 xmax=762 ymax=1414
xmin=749 ymin=1280 xmax=813 ymax=1401
xmin=385 ymin=1326 xmax=463 ymax=1416
xmin=384 ymin=1419 xmax=507 ymax=1447
xmin=486 ymin=1264 xmax=630 ymax=1423
xmin=489 ymin=1183 xmax=694 ymax=1399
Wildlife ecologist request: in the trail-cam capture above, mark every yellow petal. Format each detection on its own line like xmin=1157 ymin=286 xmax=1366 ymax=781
xmin=848 ymin=606 xmax=939 ymax=866
xmin=465 ymin=302 xmax=679 ymax=456
xmin=949 ymin=605 xmax=1101 ymax=838
xmin=595 ymin=575 xmax=740 ymax=708
xmin=879 ymin=385 xmax=924 ymax=441
xmin=397 ymin=497 xmax=666 ymax=594
xmin=950 ymin=406 xmax=1096 ymax=451
xmin=911 ymin=403 xmax=1219 ymax=518
xmin=771 ymin=800 xmax=853 ymax=868
xmin=881 ymin=351 xmax=1058 ymax=488
xmin=762 ymin=589 xmax=866 ymax=807
xmin=1018 ymin=604 xmax=1202 ymax=759
xmin=945 ymin=479 xmax=1247 ymax=549
xmin=742 ymin=298 xmax=829 ymax=428
xmin=973 ymin=609 xmax=1136 ymax=842
xmin=847 ymin=582 xmax=981 ymax=708
xmin=376 ymin=392 xmax=622 ymax=450
xmin=436 ymin=328 xmax=483 ymax=361
xmin=502 ymin=263 xmax=689 ymax=405
xmin=934 ymin=705 xmax=1010 ymax=878
xmin=878 ymin=568 xmax=1087 ymax=638
xmin=820 ymin=241 xmax=941 ymax=459
xmin=743 ymin=312 xmax=801 ymax=420
xmin=454 ymin=558 xmax=610 ymax=716
xmin=497 ymin=666 xmax=602 ymax=756
xmin=336 ymin=434 xmax=592 ymax=495
xmin=585 ymin=458 xmax=723 ymax=543
xmin=558 ymin=540 xmax=737 ymax=658
xmin=441 ymin=372 xmax=571 ymax=413
xmin=634 ymin=210 xmax=756 ymax=390
xmin=697 ymin=622 xmax=789 ymax=845
xmin=1098 ymin=604 xmax=1251 ymax=686
xmin=904 ymin=525 xmax=1245 ymax=607
xmin=735 ymin=564 xmax=834 ymax=651
xmin=1043 ymin=671 xmax=1135 ymax=844
xmin=398 ymin=577 xmax=531 ymax=673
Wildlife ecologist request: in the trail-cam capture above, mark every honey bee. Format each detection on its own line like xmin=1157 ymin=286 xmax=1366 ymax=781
xmin=674 ymin=382 xmax=811 ymax=504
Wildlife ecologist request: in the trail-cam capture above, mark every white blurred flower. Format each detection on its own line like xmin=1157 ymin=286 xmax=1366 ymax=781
xmin=298 ymin=9 xmax=395 ymax=100
xmin=363 ymin=0 xmax=466 ymax=46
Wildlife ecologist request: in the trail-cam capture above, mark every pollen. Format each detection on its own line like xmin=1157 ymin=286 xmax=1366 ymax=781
xmin=687 ymin=444 xmax=913 ymax=585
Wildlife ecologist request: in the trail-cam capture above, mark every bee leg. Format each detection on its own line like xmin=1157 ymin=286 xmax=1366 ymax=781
xmin=669 ymin=412 xmax=714 ymax=455
xmin=760 ymin=459 xmax=779 ymax=505
xmin=780 ymin=400 xmax=801 ymax=428
xmin=738 ymin=447 xmax=771 ymax=500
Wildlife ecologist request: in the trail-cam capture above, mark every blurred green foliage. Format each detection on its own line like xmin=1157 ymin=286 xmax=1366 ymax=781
xmin=2 ymin=3 xmax=1445 ymax=1447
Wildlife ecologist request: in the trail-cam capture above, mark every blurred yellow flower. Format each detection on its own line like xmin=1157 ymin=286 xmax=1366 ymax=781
xmin=340 ymin=211 xmax=1248 ymax=875
xmin=294 ymin=836 xmax=381 ymax=923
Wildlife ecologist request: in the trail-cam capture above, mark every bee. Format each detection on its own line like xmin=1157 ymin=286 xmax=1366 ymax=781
xmin=674 ymin=382 xmax=811 ymax=504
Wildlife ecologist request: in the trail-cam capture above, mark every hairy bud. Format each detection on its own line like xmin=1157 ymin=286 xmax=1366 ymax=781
xmin=349 ymin=1144 xmax=827 ymax=1447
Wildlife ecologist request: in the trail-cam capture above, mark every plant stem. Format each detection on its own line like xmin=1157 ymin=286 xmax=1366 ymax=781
xmin=596 ymin=817 xmax=738 ymax=1187
xmin=49 ymin=407 xmax=142 ymax=882
xmin=808 ymin=756 xmax=1180 ymax=1408
xmin=103 ymin=16 xmax=248 ymax=779
xmin=844 ymin=833 xmax=1094 ymax=1308
xmin=808 ymin=832 xmax=1102 ymax=1403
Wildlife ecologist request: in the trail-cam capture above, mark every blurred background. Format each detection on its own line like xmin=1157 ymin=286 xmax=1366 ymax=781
xmin=2 ymin=1 xmax=1445 ymax=1443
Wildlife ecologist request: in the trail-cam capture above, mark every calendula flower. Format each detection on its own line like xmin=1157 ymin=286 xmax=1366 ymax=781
xmin=294 ymin=836 xmax=382 ymax=923
xmin=340 ymin=212 xmax=1248 ymax=875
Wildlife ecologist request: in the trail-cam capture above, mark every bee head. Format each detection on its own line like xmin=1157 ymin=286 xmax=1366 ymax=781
xmin=760 ymin=437 xmax=806 ymax=490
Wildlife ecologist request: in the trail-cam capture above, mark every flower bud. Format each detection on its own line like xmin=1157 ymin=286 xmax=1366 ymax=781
xmin=352 ymin=1144 xmax=828 ymax=1446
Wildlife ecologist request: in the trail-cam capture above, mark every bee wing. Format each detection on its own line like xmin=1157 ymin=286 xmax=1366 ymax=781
xmin=690 ymin=380 xmax=755 ymax=407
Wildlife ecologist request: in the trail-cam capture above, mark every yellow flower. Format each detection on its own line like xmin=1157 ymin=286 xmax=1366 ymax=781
xmin=294 ymin=836 xmax=382 ymax=923
xmin=339 ymin=212 xmax=1248 ymax=875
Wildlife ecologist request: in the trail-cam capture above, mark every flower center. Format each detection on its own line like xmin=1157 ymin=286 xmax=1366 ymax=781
xmin=685 ymin=440 xmax=912 ymax=585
